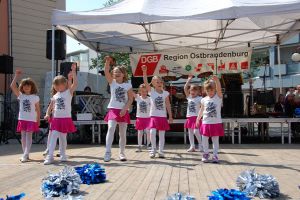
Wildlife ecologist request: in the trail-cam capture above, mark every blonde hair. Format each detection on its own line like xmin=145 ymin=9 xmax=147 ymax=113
xmin=203 ymin=80 xmax=216 ymax=91
xmin=51 ymin=75 xmax=67 ymax=96
xmin=151 ymin=76 xmax=164 ymax=86
xmin=138 ymin=83 xmax=147 ymax=94
xmin=19 ymin=78 xmax=38 ymax=94
xmin=112 ymin=66 xmax=128 ymax=82
xmin=189 ymin=84 xmax=200 ymax=92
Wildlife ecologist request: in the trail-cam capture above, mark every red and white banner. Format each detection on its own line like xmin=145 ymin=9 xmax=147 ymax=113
xmin=130 ymin=48 xmax=252 ymax=77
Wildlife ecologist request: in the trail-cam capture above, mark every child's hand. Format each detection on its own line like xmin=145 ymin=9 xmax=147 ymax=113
xmin=15 ymin=69 xmax=22 ymax=76
xmin=168 ymin=117 xmax=173 ymax=123
xmin=188 ymin=75 xmax=193 ymax=80
xmin=119 ymin=109 xmax=126 ymax=117
xmin=105 ymin=56 xmax=113 ymax=65
xmin=141 ymin=65 xmax=147 ymax=73
xmin=211 ymin=75 xmax=219 ymax=81
xmin=44 ymin=115 xmax=50 ymax=121
xmin=71 ymin=63 xmax=76 ymax=71
xmin=68 ymin=72 xmax=73 ymax=80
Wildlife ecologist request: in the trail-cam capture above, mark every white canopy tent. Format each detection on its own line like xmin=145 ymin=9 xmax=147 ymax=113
xmin=51 ymin=0 xmax=300 ymax=92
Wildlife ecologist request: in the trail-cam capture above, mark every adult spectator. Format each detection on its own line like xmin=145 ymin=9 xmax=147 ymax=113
xmin=274 ymin=94 xmax=285 ymax=113
xmin=286 ymin=87 xmax=295 ymax=97
xmin=294 ymin=84 xmax=300 ymax=107
xmin=285 ymin=93 xmax=295 ymax=117
xmin=84 ymin=86 xmax=92 ymax=93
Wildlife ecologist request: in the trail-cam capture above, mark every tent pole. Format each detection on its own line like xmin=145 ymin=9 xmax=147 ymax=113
xmin=277 ymin=43 xmax=282 ymax=94
xmin=51 ymin=25 xmax=56 ymax=80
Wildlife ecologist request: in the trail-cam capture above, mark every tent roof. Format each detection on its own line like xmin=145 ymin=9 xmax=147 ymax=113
xmin=52 ymin=0 xmax=300 ymax=52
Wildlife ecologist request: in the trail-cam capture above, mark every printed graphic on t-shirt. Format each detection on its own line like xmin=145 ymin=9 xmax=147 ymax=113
xmin=115 ymin=87 xmax=126 ymax=103
xmin=56 ymin=97 xmax=65 ymax=110
xmin=154 ymin=96 xmax=164 ymax=110
xmin=139 ymin=101 xmax=148 ymax=113
xmin=22 ymin=99 xmax=31 ymax=112
xmin=188 ymin=101 xmax=196 ymax=113
xmin=206 ymin=101 xmax=217 ymax=118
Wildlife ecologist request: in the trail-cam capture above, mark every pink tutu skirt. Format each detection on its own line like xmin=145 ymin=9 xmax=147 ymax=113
xmin=200 ymin=123 xmax=224 ymax=137
xmin=184 ymin=116 xmax=200 ymax=129
xmin=135 ymin=117 xmax=150 ymax=130
xmin=104 ymin=108 xmax=130 ymax=124
xmin=17 ymin=120 xmax=39 ymax=133
xmin=50 ymin=118 xmax=76 ymax=133
xmin=148 ymin=116 xmax=170 ymax=131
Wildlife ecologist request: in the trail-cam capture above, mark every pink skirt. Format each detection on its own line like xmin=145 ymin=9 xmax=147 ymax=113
xmin=184 ymin=116 xmax=200 ymax=129
xmin=104 ymin=108 xmax=130 ymax=124
xmin=135 ymin=117 xmax=150 ymax=130
xmin=17 ymin=120 xmax=39 ymax=133
xmin=200 ymin=123 xmax=224 ymax=137
xmin=148 ymin=116 xmax=170 ymax=131
xmin=50 ymin=118 xmax=76 ymax=133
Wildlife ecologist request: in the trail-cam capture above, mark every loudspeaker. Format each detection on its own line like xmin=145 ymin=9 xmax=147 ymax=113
xmin=256 ymin=91 xmax=275 ymax=106
xmin=0 ymin=55 xmax=13 ymax=74
xmin=46 ymin=29 xmax=66 ymax=60
xmin=221 ymin=73 xmax=243 ymax=91
xmin=222 ymin=92 xmax=244 ymax=117
xmin=60 ymin=62 xmax=76 ymax=78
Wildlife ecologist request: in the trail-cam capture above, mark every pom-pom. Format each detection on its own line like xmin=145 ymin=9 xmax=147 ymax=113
xmin=165 ymin=193 xmax=195 ymax=200
xmin=75 ymin=163 xmax=106 ymax=185
xmin=236 ymin=169 xmax=280 ymax=199
xmin=41 ymin=166 xmax=82 ymax=198
xmin=0 ymin=193 xmax=25 ymax=200
xmin=208 ymin=189 xmax=250 ymax=200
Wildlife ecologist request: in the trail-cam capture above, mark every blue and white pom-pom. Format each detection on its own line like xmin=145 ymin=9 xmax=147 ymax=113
xmin=0 ymin=193 xmax=25 ymax=200
xmin=208 ymin=189 xmax=250 ymax=200
xmin=41 ymin=166 xmax=82 ymax=198
xmin=75 ymin=163 xmax=106 ymax=185
xmin=236 ymin=169 xmax=280 ymax=199
xmin=166 ymin=193 xmax=195 ymax=200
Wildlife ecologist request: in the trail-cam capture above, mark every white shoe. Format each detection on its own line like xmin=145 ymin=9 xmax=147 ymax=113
xmin=135 ymin=146 xmax=142 ymax=152
xmin=44 ymin=156 xmax=54 ymax=165
xmin=104 ymin=152 xmax=111 ymax=162
xmin=60 ymin=155 xmax=68 ymax=162
xmin=147 ymin=144 xmax=152 ymax=150
xmin=149 ymin=149 xmax=156 ymax=158
xmin=119 ymin=153 xmax=127 ymax=161
xmin=43 ymin=149 xmax=49 ymax=156
xmin=20 ymin=154 xmax=29 ymax=163
xmin=158 ymin=151 xmax=165 ymax=158
xmin=187 ymin=147 xmax=196 ymax=152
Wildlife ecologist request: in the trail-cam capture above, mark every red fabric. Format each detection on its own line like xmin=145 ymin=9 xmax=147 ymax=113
xmin=148 ymin=116 xmax=170 ymax=131
xmin=200 ymin=123 xmax=224 ymax=137
xmin=135 ymin=117 xmax=151 ymax=130
xmin=17 ymin=120 xmax=39 ymax=133
xmin=104 ymin=108 xmax=131 ymax=124
xmin=50 ymin=118 xmax=76 ymax=133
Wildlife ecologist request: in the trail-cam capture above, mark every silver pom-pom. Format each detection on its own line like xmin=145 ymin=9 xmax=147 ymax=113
xmin=166 ymin=193 xmax=195 ymax=200
xmin=236 ymin=169 xmax=280 ymax=198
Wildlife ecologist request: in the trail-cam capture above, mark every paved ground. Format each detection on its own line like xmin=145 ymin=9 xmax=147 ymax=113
xmin=0 ymin=143 xmax=299 ymax=199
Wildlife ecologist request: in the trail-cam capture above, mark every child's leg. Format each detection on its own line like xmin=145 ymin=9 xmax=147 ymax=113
xmin=158 ymin=131 xmax=165 ymax=153
xmin=48 ymin=130 xmax=59 ymax=159
xmin=211 ymin=136 xmax=219 ymax=157
xmin=202 ymin=135 xmax=209 ymax=155
xmin=194 ymin=129 xmax=202 ymax=150
xmin=21 ymin=131 xmax=26 ymax=153
xmin=58 ymin=132 xmax=67 ymax=159
xmin=137 ymin=130 xmax=143 ymax=147
xmin=45 ymin=130 xmax=52 ymax=151
xmin=24 ymin=132 xmax=33 ymax=156
xmin=118 ymin=123 xmax=127 ymax=155
xmin=146 ymin=130 xmax=151 ymax=146
xmin=188 ymin=128 xmax=195 ymax=148
xmin=105 ymin=120 xmax=117 ymax=153
xmin=150 ymin=128 xmax=157 ymax=151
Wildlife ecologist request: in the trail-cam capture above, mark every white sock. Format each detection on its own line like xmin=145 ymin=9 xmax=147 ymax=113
xmin=211 ymin=136 xmax=219 ymax=156
xmin=202 ymin=135 xmax=209 ymax=154
xmin=48 ymin=130 xmax=59 ymax=159
xmin=105 ymin=120 xmax=117 ymax=153
xmin=58 ymin=132 xmax=67 ymax=157
xmin=45 ymin=130 xmax=52 ymax=152
xmin=137 ymin=130 xmax=143 ymax=147
xmin=146 ymin=130 xmax=151 ymax=146
xmin=150 ymin=128 xmax=157 ymax=151
xmin=188 ymin=128 xmax=195 ymax=148
xmin=118 ymin=123 xmax=127 ymax=155
xmin=24 ymin=132 xmax=33 ymax=155
xmin=194 ymin=129 xmax=202 ymax=149
xmin=158 ymin=131 xmax=165 ymax=153
xmin=21 ymin=131 xmax=26 ymax=153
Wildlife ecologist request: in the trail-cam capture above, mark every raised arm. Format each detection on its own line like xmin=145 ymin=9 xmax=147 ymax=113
xmin=184 ymin=75 xmax=193 ymax=97
xmin=212 ymin=75 xmax=222 ymax=98
xmin=141 ymin=65 xmax=151 ymax=92
xmin=165 ymin=95 xmax=173 ymax=123
xmin=69 ymin=63 xmax=78 ymax=95
xmin=10 ymin=69 xmax=22 ymax=97
xmin=67 ymin=72 xmax=73 ymax=89
xmin=120 ymin=89 xmax=134 ymax=117
xmin=104 ymin=56 xmax=113 ymax=84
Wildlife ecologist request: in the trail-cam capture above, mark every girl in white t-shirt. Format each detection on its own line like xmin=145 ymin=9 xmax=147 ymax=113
xmin=10 ymin=69 xmax=40 ymax=162
xmin=103 ymin=56 xmax=134 ymax=162
xmin=184 ymin=75 xmax=203 ymax=152
xmin=196 ymin=76 xmax=224 ymax=163
xmin=134 ymin=84 xmax=151 ymax=152
xmin=43 ymin=63 xmax=77 ymax=165
xmin=142 ymin=65 xmax=173 ymax=158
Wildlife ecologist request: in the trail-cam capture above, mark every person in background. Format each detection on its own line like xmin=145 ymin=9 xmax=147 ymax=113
xmin=286 ymin=87 xmax=295 ymax=97
xmin=274 ymin=94 xmax=285 ymax=114
xmin=285 ymin=93 xmax=295 ymax=117
xmin=84 ymin=86 xmax=91 ymax=93
xmin=294 ymin=84 xmax=300 ymax=107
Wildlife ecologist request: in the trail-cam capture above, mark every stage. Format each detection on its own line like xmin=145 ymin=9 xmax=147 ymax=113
xmin=0 ymin=144 xmax=299 ymax=199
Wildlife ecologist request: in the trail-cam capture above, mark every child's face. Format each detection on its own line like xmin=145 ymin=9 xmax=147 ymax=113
xmin=55 ymin=83 xmax=67 ymax=92
xmin=152 ymin=78 xmax=163 ymax=90
xmin=112 ymin=68 xmax=124 ymax=82
xmin=189 ymin=88 xmax=199 ymax=98
xmin=206 ymin=88 xmax=216 ymax=98
xmin=23 ymin=84 xmax=32 ymax=94
xmin=140 ymin=88 xmax=148 ymax=97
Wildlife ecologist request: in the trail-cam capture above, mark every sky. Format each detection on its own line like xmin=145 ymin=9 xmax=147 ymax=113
xmin=66 ymin=0 xmax=107 ymax=53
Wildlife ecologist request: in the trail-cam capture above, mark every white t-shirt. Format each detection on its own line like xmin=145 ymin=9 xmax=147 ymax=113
xmin=108 ymin=80 xmax=132 ymax=109
xmin=149 ymin=88 xmax=169 ymax=117
xmin=186 ymin=96 xmax=202 ymax=117
xmin=201 ymin=94 xmax=222 ymax=124
xmin=135 ymin=95 xmax=151 ymax=118
xmin=18 ymin=93 xmax=39 ymax=122
xmin=52 ymin=89 xmax=73 ymax=118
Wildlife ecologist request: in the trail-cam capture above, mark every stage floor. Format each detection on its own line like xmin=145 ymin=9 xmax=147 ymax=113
xmin=0 ymin=143 xmax=299 ymax=199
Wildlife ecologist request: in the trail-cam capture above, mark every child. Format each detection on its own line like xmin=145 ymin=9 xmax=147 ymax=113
xmin=103 ymin=56 xmax=133 ymax=162
xmin=10 ymin=69 xmax=40 ymax=162
xmin=184 ymin=75 xmax=203 ymax=152
xmin=196 ymin=75 xmax=224 ymax=163
xmin=134 ymin=84 xmax=151 ymax=152
xmin=142 ymin=65 xmax=173 ymax=158
xmin=43 ymin=63 xmax=77 ymax=165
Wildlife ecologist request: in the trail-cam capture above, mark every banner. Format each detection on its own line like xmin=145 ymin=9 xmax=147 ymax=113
xmin=130 ymin=48 xmax=252 ymax=77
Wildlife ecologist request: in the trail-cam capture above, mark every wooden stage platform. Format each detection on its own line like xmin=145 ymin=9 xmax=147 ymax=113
xmin=0 ymin=144 xmax=299 ymax=199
